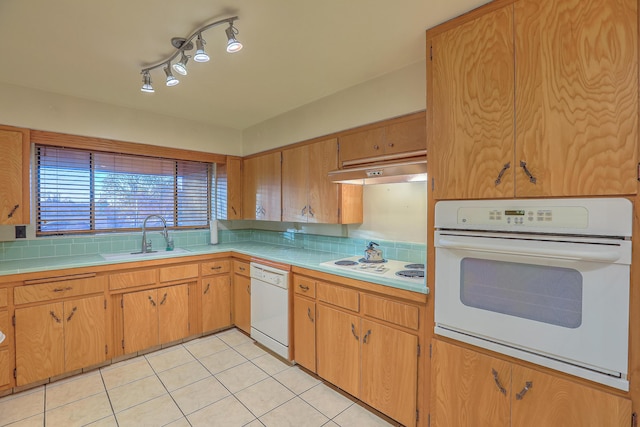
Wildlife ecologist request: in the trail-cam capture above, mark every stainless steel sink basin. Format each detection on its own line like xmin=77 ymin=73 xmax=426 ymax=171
xmin=100 ymin=247 xmax=191 ymax=261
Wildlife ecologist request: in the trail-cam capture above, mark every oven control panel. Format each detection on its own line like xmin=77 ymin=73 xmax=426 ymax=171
xmin=457 ymin=206 xmax=589 ymax=229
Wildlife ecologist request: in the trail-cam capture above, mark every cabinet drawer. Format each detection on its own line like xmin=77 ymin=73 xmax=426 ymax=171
xmin=0 ymin=311 xmax=8 ymax=346
xmin=159 ymin=264 xmax=199 ymax=283
xmin=317 ymin=282 xmax=359 ymax=312
xmin=15 ymin=275 xmax=104 ymax=305
xmin=109 ymin=269 xmax=157 ymax=290
xmin=0 ymin=288 xmax=7 ymax=308
xmin=234 ymin=261 xmax=250 ymax=276
xmin=201 ymin=260 xmax=231 ymax=276
xmin=362 ymin=294 xmax=419 ymax=330
xmin=294 ymin=277 xmax=316 ymax=298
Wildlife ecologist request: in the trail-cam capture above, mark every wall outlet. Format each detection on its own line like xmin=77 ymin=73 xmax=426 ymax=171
xmin=15 ymin=225 xmax=26 ymax=239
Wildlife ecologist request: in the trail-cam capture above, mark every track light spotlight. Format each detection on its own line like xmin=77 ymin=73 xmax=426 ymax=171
xmin=139 ymin=16 xmax=241 ymax=93
xmin=225 ymin=24 xmax=243 ymax=53
xmin=141 ymin=71 xmax=154 ymax=93
xmin=164 ymin=65 xmax=179 ymax=86
xmin=194 ymin=34 xmax=210 ymax=63
xmin=172 ymin=52 xmax=189 ymax=75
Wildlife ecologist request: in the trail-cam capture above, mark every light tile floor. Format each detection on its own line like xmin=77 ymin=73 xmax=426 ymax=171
xmin=0 ymin=328 xmax=397 ymax=427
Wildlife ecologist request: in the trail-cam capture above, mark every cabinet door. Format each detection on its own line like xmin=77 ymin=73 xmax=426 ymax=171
xmin=0 ymin=348 xmax=10 ymax=389
xmin=431 ymin=340 xmax=510 ymax=427
xmin=511 ymin=365 xmax=631 ymax=427
xmin=282 ymin=145 xmax=309 ymax=222
xmin=64 ymin=296 xmax=106 ymax=372
xmin=515 ymin=0 xmax=637 ymax=197
xmin=15 ymin=303 xmax=65 ymax=385
xmin=316 ymin=304 xmax=360 ymax=398
xmin=339 ymin=127 xmax=385 ymax=164
xmin=427 ymin=5 xmax=515 ymax=200
xmin=202 ymin=275 xmax=232 ymax=332
xmin=233 ymin=273 xmax=251 ymax=333
xmin=0 ymin=126 xmax=29 ymax=225
xmin=123 ymin=289 xmax=158 ymax=354
xmin=385 ymin=116 xmax=426 ymax=156
xmin=226 ymin=157 xmax=243 ymax=220
xmin=360 ymin=319 xmax=418 ymax=427
xmin=243 ymin=152 xmax=281 ymax=221
xmin=308 ymin=138 xmax=340 ymax=224
xmin=293 ymin=295 xmax=316 ymax=372
xmin=158 ymin=284 xmax=190 ymax=344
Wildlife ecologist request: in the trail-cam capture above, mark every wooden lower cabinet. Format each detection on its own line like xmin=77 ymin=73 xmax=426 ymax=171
xmin=293 ymin=294 xmax=316 ymax=371
xmin=0 ymin=348 xmax=11 ymax=388
xmin=233 ymin=270 xmax=251 ymax=334
xmin=202 ymin=275 xmax=232 ymax=332
xmin=15 ymin=295 xmax=106 ymax=385
xmin=0 ymin=309 xmax=11 ymax=389
xmin=431 ymin=340 xmax=632 ymax=427
xmin=123 ymin=284 xmax=189 ymax=354
xmin=316 ymin=304 xmax=360 ymax=397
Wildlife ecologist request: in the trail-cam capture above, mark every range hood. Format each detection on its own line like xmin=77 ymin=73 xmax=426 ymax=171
xmin=328 ymin=150 xmax=427 ymax=185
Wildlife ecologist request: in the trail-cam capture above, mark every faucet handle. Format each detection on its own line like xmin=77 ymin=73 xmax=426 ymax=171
xmin=145 ymin=240 xmax=153 ymax=252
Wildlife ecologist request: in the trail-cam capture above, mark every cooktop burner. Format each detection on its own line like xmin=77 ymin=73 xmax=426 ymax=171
xmin=396 ymin=270 xmax=425 ymax=279
xmin=335 ymin=260 xmax=359 ymax=266
xmin=404 ymin=263 xmax=425 ymax=269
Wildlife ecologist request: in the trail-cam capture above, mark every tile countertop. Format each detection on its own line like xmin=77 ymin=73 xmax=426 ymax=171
xmin=0 ymin=242 xmax=429 ymax=295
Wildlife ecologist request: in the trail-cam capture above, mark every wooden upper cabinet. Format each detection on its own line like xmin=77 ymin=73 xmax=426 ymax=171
xmin=514 ymin=0 xmax=638 ymax=197
xmin=242 ymin=152 xmax=281 ymax=221
xmin=427 ymin=4 xmax=515 ymax=200
xmin=0 ymin=125 xmax=30 ymax=224
xmin=216 ymin=156 xmax=242 ymax=220
xmin=427 ymin=0 xmax=637 ymax=200
xmin=282 ymin=144 xmax=311 ymax=223
xmin=339 ymin=114 xmax=426 ymax=165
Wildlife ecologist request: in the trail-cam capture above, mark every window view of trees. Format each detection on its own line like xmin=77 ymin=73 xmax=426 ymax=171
xmin=36 ymin=145 xmax=212 ymax=235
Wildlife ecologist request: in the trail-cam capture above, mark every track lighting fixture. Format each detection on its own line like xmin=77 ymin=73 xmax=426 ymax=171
xmin=140 ymin=16 xmax=242 ymax=93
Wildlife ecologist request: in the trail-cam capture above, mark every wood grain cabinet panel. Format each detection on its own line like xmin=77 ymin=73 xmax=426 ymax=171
xmin=317 ymin=282 xmax=359 ymax=312
xmin=15 ymin=275 xmax=103 ymax=304
xmin=159 ymin=264 xmax=199 ymax=283
xmin=0 ymin=125 xmax=30 ymax=225
xmin=201 ymin=260 xmax=231 ymax=276
xmin=158 ymin=284 xmax=189 ymax=344
xmin=242 ymin=152 xmax=282 ymax=221
xmin=63 ymin=295 xmax=106 ymax=372
xmin=216 ymin=156 xmax=242 ymax=220
xmin=233 ymin=273 xmax=251 ymax=334
xmin=362 ymin=294 xmax=419 ymax=330
xmin=0 ymin=288 xmax=7 ymax=307
xmin=293 ymin=295 xmax=316 ymax=372
xmin=0 ymin=348 xmax=11 ymax=389
xmin=202 ymin=275 xmax=232 ymax=333
xmin=109 ymin=269 xmax=156 ymax=290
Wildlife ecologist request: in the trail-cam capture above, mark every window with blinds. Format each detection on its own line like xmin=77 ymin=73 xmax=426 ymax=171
xmin=36 ymin=145 xmax=213 ymax=235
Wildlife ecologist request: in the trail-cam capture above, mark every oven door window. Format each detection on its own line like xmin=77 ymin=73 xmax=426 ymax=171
xmin=460 ymin=258 xmax=583 ymax=328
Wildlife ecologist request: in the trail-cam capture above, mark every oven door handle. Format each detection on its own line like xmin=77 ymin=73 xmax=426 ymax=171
xmin=437 ymin=238 xmax=621 ymax=262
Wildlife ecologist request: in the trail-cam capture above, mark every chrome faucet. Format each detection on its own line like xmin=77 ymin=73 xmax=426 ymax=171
xmin=141 ymin=215 xmax=169 ymax=253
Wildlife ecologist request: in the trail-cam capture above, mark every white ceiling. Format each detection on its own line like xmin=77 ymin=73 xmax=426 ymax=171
xmin=0 ymin=0 xmax=489 ymax=130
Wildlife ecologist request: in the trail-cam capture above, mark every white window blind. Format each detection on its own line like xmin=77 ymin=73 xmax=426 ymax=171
xmin=36 ymin=145 xmax=213 ymax=235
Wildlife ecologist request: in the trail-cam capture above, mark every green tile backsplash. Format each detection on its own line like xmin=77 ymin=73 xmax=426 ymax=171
xmin=0 ymin=229 xmax=426 ymax=264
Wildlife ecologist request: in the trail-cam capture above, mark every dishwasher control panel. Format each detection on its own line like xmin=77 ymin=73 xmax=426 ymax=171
xmin=250 ymin=263 xmax=289 ymax=289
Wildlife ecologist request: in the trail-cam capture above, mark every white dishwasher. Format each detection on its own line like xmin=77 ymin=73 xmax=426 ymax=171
xmin=250 ymin=262 xmax=289 ymax=359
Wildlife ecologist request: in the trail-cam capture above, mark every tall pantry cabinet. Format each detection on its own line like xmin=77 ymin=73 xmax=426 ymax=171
xmin=427 ymin=0 xmax=637 ymax=199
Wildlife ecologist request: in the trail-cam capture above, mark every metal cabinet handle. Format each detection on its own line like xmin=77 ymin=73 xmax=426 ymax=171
xmin=519 ymin=161 xmax=537 ymax=184
xmin=351 ymin=323 xmax=359 ymax=340
xmin=388 ymin=143 xmax=394 ymax=148
xmin=299 ymin=284 xmax=309 ymax=291
xmin=492 ymin=369 xmax=507 ymax=395
xmin=211 ymin=266 xmax=222 ymax=271
xmin=239 ymin=266 xmax=246 ymax=271
xmin=204 ymin=283 xmax=211 ymax=294
xmin=373 ymin=144 xmax=380 ymax=150
xmin=307 ymin=307 xmax=314 ymax=323
xmin=66 ymin=307 xmax=77 ymax=322
xmin=53 ymin=286 xmax=73 ymax=292
xmin=363 ymin=329 xmax=372 ymax=344
xmin=50 ymin=311 xmax=61 ymax=323
xmin=159 ymin=293 xmax=168 ymax=305
xmin=231 ymin=206 xmax=237 ymax=215
xmin=308 ymin=206 xmax=314 ymax=217
xmin=247 ymin=285 xmax=251 ymax=295
xmin=148 ymin=296 xmax=156 ymax=306
xmin=8 ymin=204 xmax=19 ymax=218
xmin=301 ymin=206 xmax=307 ymax=216
xmin=494 ymin=162 xmax=511 ymax=186
xmin=515 ymin=381 xmax=533 ymax=400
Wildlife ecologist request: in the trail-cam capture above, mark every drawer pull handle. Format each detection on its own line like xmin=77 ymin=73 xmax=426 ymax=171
xmin=299 ymin=284 xmax=309 ymax=291
xmin=66 ymin=307 xmax=77 ymax=322
xmin=515 ymin=381 xmax=533 ymax=400
xmin=351 ymin=323 xmax=359 ymax=340
xmin=363 ymin=329 xmax=372 ymax=344
xmin=50 ymin=311 xmax=61 ymax=323
xmin=211 ymin=266 xmax=222 ymax=270
xmin=8 ymin=204 xmax=19 ymax=218
xmin=204 ymin=283 xmax=211 ymax=294
xmin=307 ymin=307 xmax=314 ymax=323
xmin=148 ymin=296 xmax=156 ymax=306
xmin=247 ymin=285 xmax=251 ymax=295
xmin=231 ymin=206 xmax=237 ymax=215
xmin=492 ymin=369 xmax=507 ymax=395
xmin=239 ymin=266 xmax=246 ymax=271
xmin=53 ymin=286 xmax=73 ymax=292
xmin=160 ymin=293 xmax=168 ymax=305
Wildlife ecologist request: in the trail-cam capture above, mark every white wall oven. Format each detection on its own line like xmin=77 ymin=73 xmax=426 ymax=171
xmin=434 ymin=198 xmax=632 ymax=390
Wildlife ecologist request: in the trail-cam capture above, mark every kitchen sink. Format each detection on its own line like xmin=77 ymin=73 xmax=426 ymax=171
xmin=100 ymin=247 xmax=191 ymax=261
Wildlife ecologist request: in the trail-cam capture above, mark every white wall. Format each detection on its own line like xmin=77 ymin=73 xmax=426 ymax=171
xmin=0 ymin=82 xmax=242 ymax=155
